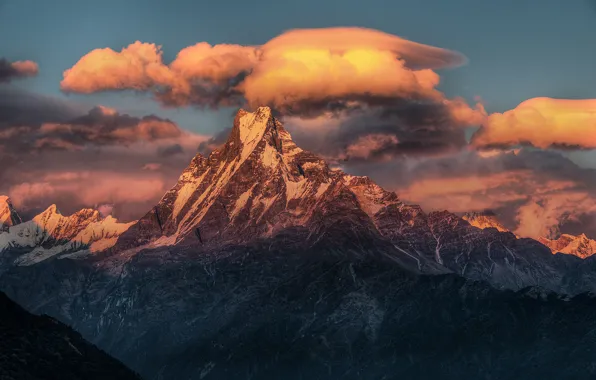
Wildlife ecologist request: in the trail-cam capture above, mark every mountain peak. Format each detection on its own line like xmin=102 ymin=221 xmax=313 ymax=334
xmin=0 ymin=196 xmax=22 ymax=231
xmin=228 ymin=106 xmax=278 ymax=151
xmin=1 ymin=204 xmax=134 ymax=264
xmin=540 ymin=233 xmax=596 ymax=259
xmin=462 ymin=211 xmax=509 ymax=233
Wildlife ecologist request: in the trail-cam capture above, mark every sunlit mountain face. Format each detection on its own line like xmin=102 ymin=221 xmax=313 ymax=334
xmin=2 ymin=1 xmax=596 ymax=378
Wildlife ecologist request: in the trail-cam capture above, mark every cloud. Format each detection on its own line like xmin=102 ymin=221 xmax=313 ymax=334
xmin=157 ymin=143 xmax=184 ymax=157
xmin=284 ymin=99 xmax=485 ymax=162
xmin=471 ymin=97 xmax=596 ymax=150
xmin=197 ymin=127 xmax=232 ymax=155
xmin=8 ymin=171 xmax=167 ymax=221
xmin=260 ymin=27 xmax=466 ymax=70
xmin=0 ymin=58 xmax=38 ymax=82
xmin=515 ymin=191 xmax=596 ymax=239
xmin=97 ymin=204 xmax=115 ymax=218
xmin=0 ymin=86 xmax=210 ymax=221
xmin=344 ymin=134 xmax=399 ymax=160
xmin=61 ymin=28 xmax=481 ymax=115
xmin=61 ymin=28 xmax=485 ymax=160
xmin=0 ymin=105 xmax=204 ymax=153
xmin=365 ymin=149 xmax=596 ymax=239
xmin=61 ymin=41 xmax=256 ymax=108
xmin=0 ymin=86 xmax=86 ymax=126
xmin=142 ymin=163 xmax=162 ymax=171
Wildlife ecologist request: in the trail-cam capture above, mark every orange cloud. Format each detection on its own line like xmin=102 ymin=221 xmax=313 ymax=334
xmin=261 ymin=27 xmax=466 ymax=69
xmin=61 ymin=27 xmax=483 ymax=123
xmin=396 ymin=171 xmax=532 ymax=212
xmin=61 ymin=42 xmax=177 ymax=93
xmin=515 ymin=191 xmax=596 ymax=239
xmin=170 ymin=42 xmax=258 ymax=82
xmin=344 ymin=134 xmax=399 ymax=160
xmin=391 ymin=150 xmax=594 ymax=240
xmin=471 ymin=97 xmax=596 ymax=150
xmin=10 ymin=60 xmax=39 ymax=77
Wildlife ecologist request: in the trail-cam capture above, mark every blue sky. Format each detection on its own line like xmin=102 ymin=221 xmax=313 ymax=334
xmin=1 ymin=0 xmax=595 ymax=134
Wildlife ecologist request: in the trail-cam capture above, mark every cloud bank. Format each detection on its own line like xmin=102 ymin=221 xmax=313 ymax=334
xmin=472 ymin=97 xmax=596 ymax=150
xmin=0 ymin=88 xmax=208 ymax=220
xmin=62 ymin=27 xmax=485 ymax=160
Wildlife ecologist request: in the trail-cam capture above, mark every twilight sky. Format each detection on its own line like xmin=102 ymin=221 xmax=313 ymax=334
xmin=1 ymin=0 xmax=596 ymax=240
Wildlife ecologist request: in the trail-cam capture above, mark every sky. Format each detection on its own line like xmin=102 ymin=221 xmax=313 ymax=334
xmin=2 ymin=0 xmax=596 ymax=132
xmin=1 ymin=0 xmax=596 ymax=241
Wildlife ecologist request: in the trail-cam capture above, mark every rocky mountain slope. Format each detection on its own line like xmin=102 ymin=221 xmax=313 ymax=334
xmin=2 ymin=107 xmax=596 ymax=379
xmin=0 ymin=290 xmax=140 ymax=380
xmin=4 ymin=238 xmax=596 ymax=380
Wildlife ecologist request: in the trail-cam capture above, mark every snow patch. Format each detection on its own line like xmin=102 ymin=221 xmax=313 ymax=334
xmin=172 ymin=171 xmax=208 ymax=220
xmin=302 ymin=161 xmax=325 ymax=171
xmin=316 ymin=183 xmax=330 ymax=198
xmin=231 ymin=185 xmax=255 ymax=219
xmin=261 ymin=143 xmax=280 ymax=168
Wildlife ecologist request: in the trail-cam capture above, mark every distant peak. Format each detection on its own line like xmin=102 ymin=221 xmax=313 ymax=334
xmin=462 ymin=211 xmax=509 ymax=233
xmin=0 ymin=195 xmax=22 ymax=228
xmin=43 ymin=204 xmax=60 ymax=215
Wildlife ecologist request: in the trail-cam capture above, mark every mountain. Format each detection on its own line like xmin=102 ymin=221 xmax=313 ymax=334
xmin=0 ymin=290 xmax=140 ymax=380
xmin=462 ymin=210 xmax=596 ymax=259
xmin=111 ymin=107 xmax=573 ymax=292
xmin=0 ymin=196 xmax=22 ymax=231
xmin=462 ymin=210 xmax=509 ymax=233
xmin=540 ymin=234 xmax=596 ymax=259
xmin=115 ymin=106 xmax=404 ymax=251
xmin=0 ymin=204 xmax=133 ymax=266
xmin=2 ymin=107 xmax=596 ymax=379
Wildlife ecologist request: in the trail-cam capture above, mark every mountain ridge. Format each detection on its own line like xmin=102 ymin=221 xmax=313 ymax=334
xmin=1 ymin=106 xmax=591 ymax=293
xmin=463 ymin=210 xmax=596 ymax=259
xmin=0 ymin=203 xmax=133 ymax=266
xmin=4 ymin=107 xmax=596 ymax=379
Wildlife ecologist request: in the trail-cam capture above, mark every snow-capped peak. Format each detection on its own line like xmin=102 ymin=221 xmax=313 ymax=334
xmin=539 ymin=233 xmax=596 ymax=259
xmin=462 ymin=211 xmax=509 ymax=233
xmin=0 ymin=196 xmax=22 ymax=231
xmin=114 ymin=107 xmax=393 ymax=250
xmin=0 ymin=205 xmax=134 ymax=265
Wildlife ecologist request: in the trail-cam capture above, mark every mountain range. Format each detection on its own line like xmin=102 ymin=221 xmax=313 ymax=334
xmin=2 ymin=107 xmax=596 ymax=379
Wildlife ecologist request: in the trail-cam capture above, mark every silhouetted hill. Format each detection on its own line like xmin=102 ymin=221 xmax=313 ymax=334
xmin=0 ymin=291 xmax=141 ymax=380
